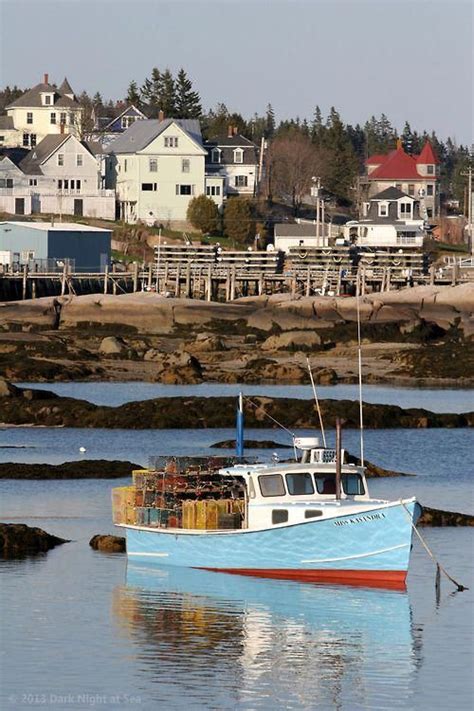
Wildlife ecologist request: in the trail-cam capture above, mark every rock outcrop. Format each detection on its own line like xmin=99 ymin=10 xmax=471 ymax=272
xmin=0 ymin=523 xmax=69 ymax=557
xmin=89 ymin=534 xmax=126 ymax=552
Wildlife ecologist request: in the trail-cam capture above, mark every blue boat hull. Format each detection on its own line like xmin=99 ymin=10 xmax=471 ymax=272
xmin=123 ymin=500 xmax=417 ymax=588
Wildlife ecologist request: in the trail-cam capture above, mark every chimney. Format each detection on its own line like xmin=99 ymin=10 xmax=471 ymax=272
xmin=228 ymin=125 xmax=233 ymax=138
xmin=158 ymin=110 xmax=164 ymax=122
xmin=44 ymin=73 xmax=49 ymax=85
xmin=233 ymin=126 xmax=238 ymax=136
xmin=396 ymin=138 xmax=403 ymax=150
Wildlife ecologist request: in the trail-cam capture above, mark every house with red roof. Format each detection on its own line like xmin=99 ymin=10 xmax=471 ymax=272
xmin=364 ymin=139 xmax=440 ymax=218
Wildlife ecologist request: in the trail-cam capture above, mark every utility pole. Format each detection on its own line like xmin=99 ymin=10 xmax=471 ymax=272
xmin=461 ymin=166 xmax=473 ymax=256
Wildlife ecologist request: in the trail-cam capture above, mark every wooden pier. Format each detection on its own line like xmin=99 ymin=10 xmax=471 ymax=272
xmin=0 ymin=246 xmax=472 ymax=302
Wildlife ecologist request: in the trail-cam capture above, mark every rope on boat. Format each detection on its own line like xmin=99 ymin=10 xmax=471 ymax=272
xmin=243 ymin=396 xmax=295 ymax=439
xmin=401 ymin=502 xmax=468 ymax=592
xmin=306 ymin=356 xmax=327 ymax=448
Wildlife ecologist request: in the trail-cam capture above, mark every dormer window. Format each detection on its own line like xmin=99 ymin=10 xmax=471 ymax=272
xmin=233 ymin=148 xmax=243 ymax=164
xmin=121 ymin=116 xmax=136 ymax=129
xmin=426 ymin=165 xmax=434 ymax=174
xmin=378 ymin=202 xmax=389 ymax=217
xmin=211 ymin=148 xmax=221 ymax=163
xmin=43 ymin=94 xmax=53 ymax=106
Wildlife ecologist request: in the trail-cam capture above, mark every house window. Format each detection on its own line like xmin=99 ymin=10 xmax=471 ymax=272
xmin=206 ymin=185 xmax=221 ymax=196
xmin=427 ymin=165 xmax=434 ymax=174
xmin=234 ymin=149 xmax=244 ymax=164
xmin=23 ymin=134 xmax=29 ymax=146
xmin=57 ymin=179 xmax=62 ymax=189
xmin=211 ymin=148 xmax=220 ymax=163
xmin=44 ymin=95 xmax=51 ymax=105
xmin=149 ymin=158 xmax=158 ymax=172
xmin=175 ymin=184 xmax=194 ymax=196
xmin=426 ymin=184 xmax=434 ymax=196
xmin=57 ymin=153 xmax=64 ymax=166
xmin=182 ymin=159 xmax=190 ymax=173
xmin=50 ymin=113 xmax=56 ymax=124
xmin=21 ymin=250 xmax=35 ymax=261
xmin=121 ymin=116 xmax=136 ymax=129
xmin=76 ymin=154 xmax=83 ymax=167
xmin=29 ymin=179 xmax=37 ymax=186
xmin=142 ymin=183 xmax=158 ymax=191
xmin=400 ymin=202 xmax=412 ymax=215
xmin=378 ymin=202 xmax=388 ymax=217
xmin=426 ymin=208 xmax=433 ymax=218
xmin=364 ymin=202 xmax=370 ymax=216
xmin=30 ymin=134 xmax=36 ymax=147
xmin=408 ymin=184 xmax=415 ymax=196
xmin=235 ymin=175 xmax=248 ymax=188
xmin=60 ymin=112 xmax=67 ymax=125
xmin=0 ymin=179 xmax=14 ymax=188
xmin=0 ymin=136 xmax=4 ymax=143
xmin=395 ymin=183 xmax=402 ymax=191
xmin=63 ymin=180 xmax=69 ymax=189
xmin=27 ymin=112 xmax=33 ymax=124
xmin=164 ymin=136 xmax=179 ymax=148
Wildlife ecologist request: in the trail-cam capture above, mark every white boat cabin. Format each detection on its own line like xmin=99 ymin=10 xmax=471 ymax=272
xmin=220 ymin=438 xmax=371 ymax=530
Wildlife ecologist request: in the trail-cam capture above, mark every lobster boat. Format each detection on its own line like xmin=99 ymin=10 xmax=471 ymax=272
xmin=112 ymin=420 xmax=420 ymax=589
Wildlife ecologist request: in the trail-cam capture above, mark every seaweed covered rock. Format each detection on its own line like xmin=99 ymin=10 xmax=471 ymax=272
xmin=0 ymin=523 xmax=69 ymax=558
xmin=89 ymin=534 xmax=126 ymax=552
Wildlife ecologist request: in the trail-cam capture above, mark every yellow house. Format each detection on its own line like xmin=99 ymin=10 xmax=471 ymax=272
xmin=2 ymin=74 xmax=83 ymax=149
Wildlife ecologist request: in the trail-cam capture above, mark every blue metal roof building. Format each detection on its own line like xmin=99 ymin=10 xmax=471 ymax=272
xmin=0 ymin=221 xmax=111 ymax=271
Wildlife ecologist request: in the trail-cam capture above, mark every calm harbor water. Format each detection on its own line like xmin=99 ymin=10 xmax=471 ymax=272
xmin=0 ymin=384 xmax=473 ymax=709
xmin=16 ymin=381 xmax=474 ymax=413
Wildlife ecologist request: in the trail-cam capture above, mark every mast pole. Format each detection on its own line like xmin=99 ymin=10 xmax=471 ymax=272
xmin=236 ymin=392 xmax=244 ymax=458
xmin=335 ymin=418 xmax=342 ymax=500
xmin=356 ymin=273 xmax=365 ymax=465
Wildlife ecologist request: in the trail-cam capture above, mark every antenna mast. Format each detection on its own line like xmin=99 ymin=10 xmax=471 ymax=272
xmin=356 ymin=274 xmax=365 ymax=465
xmin=306 ymin=356 xmax=327 ymax=448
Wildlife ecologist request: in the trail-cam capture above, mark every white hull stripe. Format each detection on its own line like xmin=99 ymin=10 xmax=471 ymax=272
xmin=300 ymin=543 xmax=409 ymax=564
xmin=128 ymin=552 xmax=169 ymax=557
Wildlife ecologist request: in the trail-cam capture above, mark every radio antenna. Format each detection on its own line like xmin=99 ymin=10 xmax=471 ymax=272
xmin=356 ymin=274 xmax=365 ymax=465
xmin=306 ymin=356 xmax=327 ymax=448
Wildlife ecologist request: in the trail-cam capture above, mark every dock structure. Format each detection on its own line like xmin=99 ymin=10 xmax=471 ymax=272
xmin=0 ymin=246 xmax=472 ymax=302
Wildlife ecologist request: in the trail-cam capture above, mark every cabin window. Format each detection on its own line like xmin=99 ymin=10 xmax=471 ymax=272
xmin=286 ymin=473 xmax=314 ymax=496
xmin=248 ymin=476 xmax=256 ymax=499
xmin=259 ymin=474 xmax=285 ymax=497
xmin=314 ymin=475 xmax=336 ymax=495
xmin=272 ymin=509 xmax=288 ymax=524
xmin=342 ymin=474 xmax=365 ymax=495
xmin=305 ymin=510 xmax=323 ymax=518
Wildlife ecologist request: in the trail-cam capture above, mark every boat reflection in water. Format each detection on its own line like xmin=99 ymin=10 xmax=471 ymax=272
xmin=113 ymin=563 xmax=420 ymax=709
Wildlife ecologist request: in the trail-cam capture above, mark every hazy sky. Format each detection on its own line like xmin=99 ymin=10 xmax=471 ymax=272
xmin=1 ymin=0 xmax=472 ymax=144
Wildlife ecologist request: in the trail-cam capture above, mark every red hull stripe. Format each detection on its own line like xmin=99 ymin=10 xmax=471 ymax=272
xmin=197 ymin=567 xmax=407 ymax=590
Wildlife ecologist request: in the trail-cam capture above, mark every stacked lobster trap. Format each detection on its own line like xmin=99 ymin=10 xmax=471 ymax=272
xmin=112 ymin=456 xmax=251 ymax=530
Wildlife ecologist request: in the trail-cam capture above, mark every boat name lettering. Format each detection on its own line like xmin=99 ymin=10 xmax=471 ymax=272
xmin=333 ymin=512 xmax=386 ymax=526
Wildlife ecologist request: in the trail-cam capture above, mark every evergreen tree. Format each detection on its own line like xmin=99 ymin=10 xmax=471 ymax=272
xmin=160 ymin=69 xmax=176 ymax=116
xmin=311 ymin=105 xmax=324 ymax=145
xmin=187 ymin=194 xmax=219 ymax=234
xmin=264 ymin=104 xmax=275 ymax=138
xmin=175 ymin=68 xmax=202 ymax=118
xmin=141 ymin=67 xmax=163 ymax=114
xmin=322 ymin=107 xmax=359 ymax=199
xmin=224 ymin=198 xmax=254 ymax=244
xmin=126 ymin=81 xmax=141 ymax=107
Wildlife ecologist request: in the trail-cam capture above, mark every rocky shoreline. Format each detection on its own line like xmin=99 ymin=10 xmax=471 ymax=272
xmin=0 ymin=383 xmax=472 ymax=429
xmin=0 ymin=285 xmax=472 ymax=386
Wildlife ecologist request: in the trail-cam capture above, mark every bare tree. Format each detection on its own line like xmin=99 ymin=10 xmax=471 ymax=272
xmin=267 ymin=134 xmax=329 ymax=214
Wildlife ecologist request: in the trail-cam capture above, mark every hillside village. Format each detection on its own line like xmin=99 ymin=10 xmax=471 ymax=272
xmin=0 ymin=72 xmax=472 ymax=286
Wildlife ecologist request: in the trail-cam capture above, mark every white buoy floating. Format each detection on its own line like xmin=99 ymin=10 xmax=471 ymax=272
xmin=79 ymin=446 xmax=87 ymax=453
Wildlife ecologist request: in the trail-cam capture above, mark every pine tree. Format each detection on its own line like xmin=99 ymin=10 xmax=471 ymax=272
xmin=141 ymin=67 xmax=163 ymax=114
xmin=264 ymin=104 xmax=275 ymax=138
xmin=175 ymin=68 xmax=202 ymax=118
xmin=160 ymin=69 xmax=176 ymax=117
xmin=322 ymin=107 xmax=358 ymax=199
xmin=224 ymin=198 xmax=254 ymax=244
xmin=126 ymin=81 xmax=141 ymax=107
xmin=311 ymin=105 xmax=324 ymax=145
